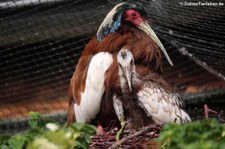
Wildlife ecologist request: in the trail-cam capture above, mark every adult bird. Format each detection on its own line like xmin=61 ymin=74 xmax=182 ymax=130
xmin=111 ymin=48 xmax=191 ymax=129
xmin=67 ymin=2 xmax=173 ymax=127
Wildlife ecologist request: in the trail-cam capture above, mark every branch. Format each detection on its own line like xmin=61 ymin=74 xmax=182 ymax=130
xmin=108 ymin=124 xmax=162 ymax=149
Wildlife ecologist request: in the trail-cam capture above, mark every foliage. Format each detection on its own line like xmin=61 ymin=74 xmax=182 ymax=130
xmin=0 ymin=112 xmax=97 ymax=149
xmin=157 ymin=119 xmax=225 ymax=149
xmin=2 ymin=113 xmax=225 ymax=149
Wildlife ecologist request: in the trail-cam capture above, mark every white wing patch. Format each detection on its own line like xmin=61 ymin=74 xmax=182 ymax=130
xmin=137 ymin=84 xmax=191 ymax=124
xmin=113 ymin=95 xmax=124 ymax=121
xmin=74 ymin=52 xmax=113 ymax=123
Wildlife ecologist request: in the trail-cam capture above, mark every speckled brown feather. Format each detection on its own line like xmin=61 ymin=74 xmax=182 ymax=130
xmin=140 ymin=75 xmax=184 ymax=108
xmin=106 ymin=61 xmax=188 ymax=127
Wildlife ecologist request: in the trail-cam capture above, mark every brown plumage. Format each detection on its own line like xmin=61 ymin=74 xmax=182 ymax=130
xmin=105 ymin=64 xmax=154 ymax=128
xmin=70 ymin=25 xmax=162 ymax=104
xmin=67 ymin=2 xmax=173 ymax=127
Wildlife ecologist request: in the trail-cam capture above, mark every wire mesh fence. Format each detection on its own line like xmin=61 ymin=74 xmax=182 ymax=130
xmin=0 ymin=0 xmax=225 ymax=134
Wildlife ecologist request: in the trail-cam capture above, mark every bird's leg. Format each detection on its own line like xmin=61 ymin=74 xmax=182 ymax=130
xmin=112 ymin=96 xmax=125 ymax=141
xmin=116 ymin=116 xmax=125 ymax=141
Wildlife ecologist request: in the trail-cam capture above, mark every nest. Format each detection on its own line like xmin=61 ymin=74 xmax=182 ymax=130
xmin=90 ymin=123 xmax=162 ymax=149
xmin=89 ymin=104 xmax=224 ymax=149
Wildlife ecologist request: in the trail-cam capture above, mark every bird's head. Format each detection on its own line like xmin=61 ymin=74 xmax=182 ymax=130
xmin=97 ymin=2 xmax=173 ymax=66
xmin=117 ymin=48 xmax=135 ymax=92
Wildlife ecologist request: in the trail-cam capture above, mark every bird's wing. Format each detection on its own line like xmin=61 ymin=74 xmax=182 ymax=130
xmin=112 ymin=95 xmax=124 ymax=121
xmin=67 ymin=84 xmax=76 ymax=124
xmin=137 ymin=82 xmax=191 ymax=124
xmin=72 ymin=52 xmax=113 ymax=123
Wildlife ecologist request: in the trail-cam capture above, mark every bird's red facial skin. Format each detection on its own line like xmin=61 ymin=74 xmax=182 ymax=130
xmin=124 ymin=9 xmax=143 ymax=26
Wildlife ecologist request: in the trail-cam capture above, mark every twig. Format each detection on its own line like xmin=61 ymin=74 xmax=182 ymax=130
xmin=218 ymin=110 xmax=225 ymax=123
xmin=108 ymin=124 xmax=162 ymax=149
xmin=204 ymin=104 xmax=209 ymax=119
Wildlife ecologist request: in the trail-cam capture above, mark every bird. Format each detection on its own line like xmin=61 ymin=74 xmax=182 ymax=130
xmin=67 ymin=2 xmax=174 ymax=127
xmin=111 ymin=48 xmax=191 ymax=129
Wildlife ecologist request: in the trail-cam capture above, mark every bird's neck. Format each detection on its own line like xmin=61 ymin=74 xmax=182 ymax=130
xmin=124 ymin=24 xmax=162 ymax=72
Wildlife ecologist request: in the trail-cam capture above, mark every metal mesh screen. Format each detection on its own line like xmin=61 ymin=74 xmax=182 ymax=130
xmin=0 ymin=0 xmax=225 ymax=133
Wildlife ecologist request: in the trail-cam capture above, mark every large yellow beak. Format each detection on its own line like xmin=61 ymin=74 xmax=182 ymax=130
xmin=138 ymin=22 xmax=173 ymax=66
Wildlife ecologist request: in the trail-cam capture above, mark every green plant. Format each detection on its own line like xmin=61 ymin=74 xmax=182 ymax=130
xmin=0 ymin=112 xmax=96 ymax=149
xmin=157 ymin=119 xmax=225 ymax=149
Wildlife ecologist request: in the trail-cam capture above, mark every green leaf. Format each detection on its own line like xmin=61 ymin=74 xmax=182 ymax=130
xmin=0 ymin=135 xmax=11 ymax=145
xmin=157 ymin=119 xmax=225 ymax=149
xmin=80 ymin=124 xmax=97 ymax=134
xmin=0 ymin=145 xmax=10 ymax=149
xmin=28 ymin=112 xmax=56 ymax=129
xmin=7 ymin=134 xmax=27 ymax=149
xmin=26 ymin=137 xmax=59 ymax=149
xmin=1 ymin=113 xmax=97 ymax=149
xmin=74 ymin=140 xmax=88 ymax=149
xmin=69 ymin=123 xmax=97 ymax=134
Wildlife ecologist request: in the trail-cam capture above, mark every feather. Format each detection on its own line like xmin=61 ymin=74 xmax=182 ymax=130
xmin=97 ymin=3 xmax=124 ymax=41
xmin=68 ymin=2 xmax=172 ymax=126
xmin=73 ymin=52 xmax=113 ymax=123
xmin=110 ymin=49 xmax=191 ymax=128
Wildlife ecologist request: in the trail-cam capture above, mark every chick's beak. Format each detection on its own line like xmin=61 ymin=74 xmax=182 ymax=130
xmin=123 ymin=66 xmax=132 ymax=92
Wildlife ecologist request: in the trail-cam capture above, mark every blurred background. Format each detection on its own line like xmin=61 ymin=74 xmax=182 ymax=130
xmin=0 ymin=0 xmax=225 ymax=134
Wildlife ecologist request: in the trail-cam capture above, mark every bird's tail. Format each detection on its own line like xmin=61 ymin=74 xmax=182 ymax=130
xmin=67 ymin=83 xmax=76 ymax=126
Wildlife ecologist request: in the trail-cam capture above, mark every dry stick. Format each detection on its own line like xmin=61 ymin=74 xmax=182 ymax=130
xmin=208 ymin=108 xmax=218 ymax=114
xmin=108 ymin=124 xmax=162 ymax=149
xmin=204 ymin=104 xmax=209 ymax=119
xmin=204 ymin=104 xmax=219 ymax=119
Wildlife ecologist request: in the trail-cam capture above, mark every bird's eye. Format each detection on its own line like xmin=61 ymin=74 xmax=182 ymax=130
xmin=131 ymin=12 xmax=136 ymax=17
